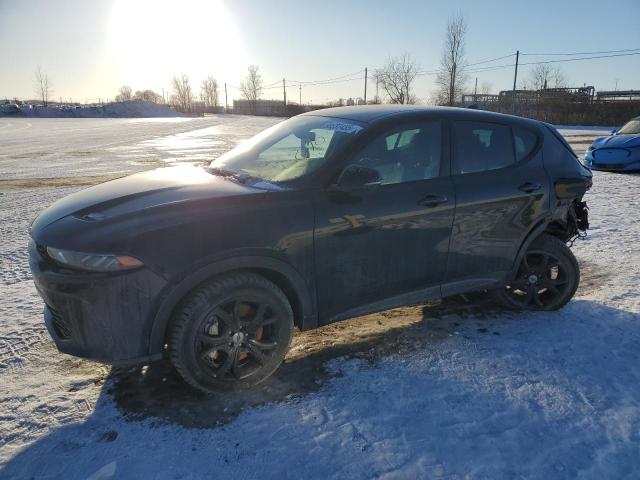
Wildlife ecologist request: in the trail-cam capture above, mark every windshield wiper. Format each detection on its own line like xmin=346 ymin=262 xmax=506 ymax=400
xmin=207 ymin=167 xmax=267 ymax=186
xmin=233 ymin=170 xmax=269 ymax=186
xmin=207 ymin=166 xmax=237 ymax=178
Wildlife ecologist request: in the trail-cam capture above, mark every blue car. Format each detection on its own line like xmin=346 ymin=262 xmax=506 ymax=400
xmin=584 ymin=116 xmax=640 ymax=171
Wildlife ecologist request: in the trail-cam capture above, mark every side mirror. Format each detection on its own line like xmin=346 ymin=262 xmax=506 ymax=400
xmin=336 ymin=165 xmax=382 ymax=189
xmin=611 ymin=128 xmax=618 ymax=135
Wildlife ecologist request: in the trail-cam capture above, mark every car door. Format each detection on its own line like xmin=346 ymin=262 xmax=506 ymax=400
xmin=313 ymin=118 xmax=455 ymax=322
xmin=444 ymin=119 xmax=549 ymax=293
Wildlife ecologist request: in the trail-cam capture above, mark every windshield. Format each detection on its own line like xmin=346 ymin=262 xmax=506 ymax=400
xmin=617 ymin=118 xmax=640 ymax=135
xmin=210 ymin=115 xmax=365 ymax=183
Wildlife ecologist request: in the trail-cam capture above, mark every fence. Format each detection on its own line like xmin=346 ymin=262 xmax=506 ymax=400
xmin=462 ymin=87 xmax=639 ymax=125
xmin=232 ymin=99 xmax=329 ymax=117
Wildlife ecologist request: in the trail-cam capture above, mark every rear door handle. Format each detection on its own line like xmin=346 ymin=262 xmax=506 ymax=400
xmin=418 ymin=194 xmax=448 ymax=207
xmin=518 ymin=182 xmax=542 ymax=193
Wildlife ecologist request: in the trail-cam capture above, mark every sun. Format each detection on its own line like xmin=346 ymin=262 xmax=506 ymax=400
xmin=109 ymin=0 xmax=246 ymax=93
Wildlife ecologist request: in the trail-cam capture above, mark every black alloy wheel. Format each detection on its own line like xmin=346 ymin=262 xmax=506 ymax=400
xmin=495 ymin=234 xmax=580 ymax=311
xmin=169 ymin=272 xmax=293 ymax=393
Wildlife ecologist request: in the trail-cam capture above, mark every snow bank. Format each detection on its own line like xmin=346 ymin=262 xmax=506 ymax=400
xmin=1 ymin=100 xmax=184 ymax=118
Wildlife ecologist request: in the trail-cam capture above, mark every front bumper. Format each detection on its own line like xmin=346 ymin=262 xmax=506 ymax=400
xmin=584 ymin=151 xmax=640 ymax=171
xmin=29 ymin=240 xmax=167 ymax=364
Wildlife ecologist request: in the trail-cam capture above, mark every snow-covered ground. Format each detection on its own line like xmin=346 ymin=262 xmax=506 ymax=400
xmin=1 ymin=118 xmax=639 ymax=479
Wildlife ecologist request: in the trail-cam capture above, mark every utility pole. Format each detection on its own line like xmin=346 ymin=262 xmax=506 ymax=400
xmin=299 ymin=84 xmax=302 ymax=105
xmin=474 ymin=77 xmax=478 ymax=97
xmin=224 ymin=82 xmax=228 ymax=112
xmin=364 ymin=67 xmax=368 ymax=104
xmin=282 ymin=78 xmax=287 ymax=111
xmin=512 ymin=50 xmax=520 ymax=114
xmin=512 ymin=50 xmax=520 ymax=91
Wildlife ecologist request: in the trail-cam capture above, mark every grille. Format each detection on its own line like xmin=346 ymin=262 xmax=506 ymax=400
xmin=49 ymin=306 xmax=72 ymax=339
xmin=592 ymin=162 xmax=628 ymax=170
xmin=593 ymin=148 xmax=630 ymax=160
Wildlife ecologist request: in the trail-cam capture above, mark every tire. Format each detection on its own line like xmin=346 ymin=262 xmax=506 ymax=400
xmin=493 ymin=234 xmax=580 ymax=311
xmin=169 ymin=272 xmax=294 ymax=393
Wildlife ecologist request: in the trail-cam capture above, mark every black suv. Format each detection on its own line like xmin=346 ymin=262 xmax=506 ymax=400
xmin=29 ymin=106 xmax=591 ymax=392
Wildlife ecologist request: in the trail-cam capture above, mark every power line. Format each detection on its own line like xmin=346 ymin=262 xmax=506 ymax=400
xmin=287 ymin=69 xmax=363 ymax=86
xmin=467 ymin=63 xmax=516 ymax=73
xmin=415 ymin=68 xmax=440 ymax=76
xmin=465 ymin=53 xmax=516 ymax=67
xmin=226 ymin=48 xmax=639 ymax=97
xmin=414 ymin=53 xmax=516 ymax=77
xmin=283 ymin=75 xmax=366 ymax=88
xmin=518 ymin=51 xmax=640 ymax=66
xmin=414 ymin=51 xmax=639 ymax=78
xmin=262 ymin=79 xmax=282 ymax=88
xmin=521 ymin=48 xmax=640 ymax=56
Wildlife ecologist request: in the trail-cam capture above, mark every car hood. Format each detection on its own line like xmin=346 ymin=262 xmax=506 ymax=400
xmin=31 ymin=166 xmax=265 ymax=233
xmin=592 ymin=134 xmax=640 ymax=149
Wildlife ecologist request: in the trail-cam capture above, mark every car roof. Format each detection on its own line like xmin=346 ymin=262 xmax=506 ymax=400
xmin=301 ymin=104 xmax=540 ymax=126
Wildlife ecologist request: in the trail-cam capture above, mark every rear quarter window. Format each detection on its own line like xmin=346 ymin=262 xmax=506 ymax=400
xmin=545 ymin=125 xmax=577 ymax=159
xmin=513 ymin=126 xmax=538 ymax=161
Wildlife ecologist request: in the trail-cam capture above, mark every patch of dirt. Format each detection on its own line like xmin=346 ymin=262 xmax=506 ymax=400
xmin=0 ymin=175 xmax=124 ymax=191
xmin=576 ymin=259 xmax=611 ymax=297
xmin=66 ymin=151 xmax=96 ymax=157
xmin=108 ymin=292 xmax=509 ymax=428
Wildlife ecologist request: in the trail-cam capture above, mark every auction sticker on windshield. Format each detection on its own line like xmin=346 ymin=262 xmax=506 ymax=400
xmin=321 ymin=122 xmax=363 ymax=134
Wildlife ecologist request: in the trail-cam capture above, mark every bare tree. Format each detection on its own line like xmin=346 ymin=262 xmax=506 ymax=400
xmin=480 ymin=81 xmax=492 ymax=95
xmin=34 ymin=66 xmax=52 ymax=106
xmin=436 ymin=12 xmax=469 ymax=106
xmin=529 ymin=64 xmax=567 ymax=90
xmin=239 ymin=65 xmax=263 ymax=112
xmin=171 ymin=74 xmax=193 ymax=112
xmin=133 ymin=89 xmax=162 ymax=103
xmin=375 ymin=54 xmax=419 ymax=104
xmin=115 ymin=85 xmax=133 ymax=102
xmin=200 ymin=75 xmax=219 ymax=108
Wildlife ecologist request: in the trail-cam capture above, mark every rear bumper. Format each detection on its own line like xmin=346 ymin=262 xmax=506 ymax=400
xmin=30 ymin=240 xmax=167 ymax=364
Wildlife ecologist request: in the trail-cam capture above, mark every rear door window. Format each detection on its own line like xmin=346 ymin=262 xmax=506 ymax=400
xmin=453 ymin=121 xmax=515 ymax=174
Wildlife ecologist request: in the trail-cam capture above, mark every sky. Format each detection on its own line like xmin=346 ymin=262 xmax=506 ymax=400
xmin=0 ymin=0 xmax=639 ymax=105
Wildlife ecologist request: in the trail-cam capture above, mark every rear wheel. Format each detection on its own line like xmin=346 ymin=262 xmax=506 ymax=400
xmin=169 ymin=272 xmax=293 ymax=393
xmin=494 ymin=234 xmax=580 ymax=311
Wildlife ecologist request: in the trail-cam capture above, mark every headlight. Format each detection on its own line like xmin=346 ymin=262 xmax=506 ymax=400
xmin=45 ymin=246 xmax=143 ymax=272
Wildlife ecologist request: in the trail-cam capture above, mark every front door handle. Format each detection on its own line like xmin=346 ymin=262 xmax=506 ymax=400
xmin=418 ymin=194 xmax=448 ymax=207
xmin=518 ymin=182 xmax=542 ymax=193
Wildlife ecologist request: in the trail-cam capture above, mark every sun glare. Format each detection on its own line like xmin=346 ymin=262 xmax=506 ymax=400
xmin=109 ymin=0 xmax=246 ymax=93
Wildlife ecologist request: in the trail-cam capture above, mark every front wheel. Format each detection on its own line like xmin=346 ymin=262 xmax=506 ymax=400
xmin=169 ymin=272 xmax=294 ymax=393
xmin=494 ymin=234 xmax=580 ymax=311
